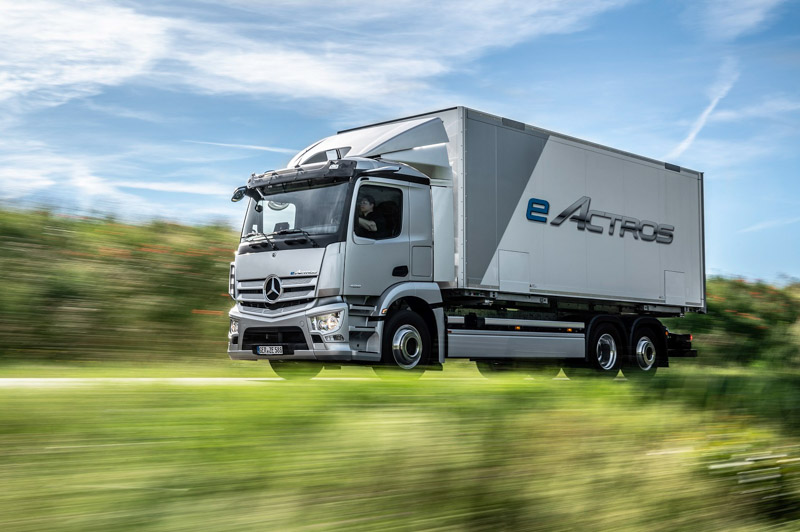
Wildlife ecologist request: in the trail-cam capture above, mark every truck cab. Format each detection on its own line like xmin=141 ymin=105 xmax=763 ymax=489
xmin=227 ymin=157 xmax=445 ymax=377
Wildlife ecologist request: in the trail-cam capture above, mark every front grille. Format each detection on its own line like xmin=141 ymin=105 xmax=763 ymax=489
xmin=240 ymin=299 xmax=313 ymax=312
xmin=241 ymin=327 xmax=309 ymax=353
xmin=237 ymin=275 xmax=317 ymax=316
xmin=239 ymin=288 xmax=263 ymax=295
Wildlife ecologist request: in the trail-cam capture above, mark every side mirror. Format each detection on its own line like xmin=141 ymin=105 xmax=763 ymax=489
xmin=231 ymin=186 xmax=247 ymax=202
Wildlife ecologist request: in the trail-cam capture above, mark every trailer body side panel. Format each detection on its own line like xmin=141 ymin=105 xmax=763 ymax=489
xmin=459 ymin=109 xmax=704 ymax=309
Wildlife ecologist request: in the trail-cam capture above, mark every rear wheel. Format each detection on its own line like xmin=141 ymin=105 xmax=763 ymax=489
xmin=623 ymin=327 xmax=660 ymax=380
xmin=268 ymin=360 xmax=322 ymax=380
xmin=375 ymin=310 xmax=430 ymax=379
xmin=568 ymin=323 xmax=623 ymax=378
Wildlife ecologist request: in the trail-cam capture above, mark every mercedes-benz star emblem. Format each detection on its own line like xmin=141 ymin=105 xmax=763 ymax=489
xmin=263 ymin=276 xmax=282 ymax=303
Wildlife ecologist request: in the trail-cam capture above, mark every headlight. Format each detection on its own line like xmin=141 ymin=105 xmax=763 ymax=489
xmin=310 ymin=311 xmax=342 ymax=333
xmin=229 ymin=318 xmax=239 ymax=335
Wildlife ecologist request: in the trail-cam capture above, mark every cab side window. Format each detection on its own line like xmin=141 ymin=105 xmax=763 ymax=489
xmin=354 ymin=185 xmax=402 ymax=240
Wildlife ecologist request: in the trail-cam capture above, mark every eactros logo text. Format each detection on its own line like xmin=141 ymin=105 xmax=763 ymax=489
xmin=526 ymin=196 xmax=674 ymax=244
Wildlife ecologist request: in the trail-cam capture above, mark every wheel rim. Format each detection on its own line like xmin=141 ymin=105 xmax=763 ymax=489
xmin=635 ymin=336 xmax=657 ymax=370
xmin=595 ymin=333 xmax=618 ymax=370
xmin=392 ymin=325 xmax=423 ymax=369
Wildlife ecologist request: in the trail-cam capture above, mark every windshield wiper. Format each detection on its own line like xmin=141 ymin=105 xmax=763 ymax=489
xmin=273 ymin=228 xmax=319 ymax=247
xmin=243 ymin=231 xmax=269 ymax=240
xmin=242 ymin=232 xmax=277 ymax=248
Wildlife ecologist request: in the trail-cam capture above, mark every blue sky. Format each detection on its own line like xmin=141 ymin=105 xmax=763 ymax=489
xmin=0 ymin=0 xmax=798 ymax=281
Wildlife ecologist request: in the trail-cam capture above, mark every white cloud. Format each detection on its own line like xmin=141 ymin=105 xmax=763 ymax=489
xmin=0 ymin=148 xmax=142 ymax=215
xmin=0 ymin=0 xmax=633 ymax=112
xmin=712 ymin=97 xmax=800 ymax=122
xmin=740 ymin=216 xmax=800 ymax=233
xmin=0 ymin=0 xmax=171 ymax=108
xmin=184 ymin=141 xmax=297 ymax=154
xmin=119 ymin=181 xmax=231 ymax=195
xmin=83 ymin=101 xmax=166 ymax=123
xmin=670 ymin=136 xmax=775 ymax=177
xmin=93 ymin=143 xmax=261 ymax=167
xmin=0 ymin=140 xmax=176 ymax=215
xmin=665 ymin=58 xmax=740 ymax=161
xmin=166 ymin=0 xmax=633 ymax=107
xmin=0 ymin=135 xmax=257 ymax=221
xmin=702 ymin=0 xmax=787 ymax=41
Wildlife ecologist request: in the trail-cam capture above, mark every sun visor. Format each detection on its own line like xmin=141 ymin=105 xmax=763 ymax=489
xmin=289 ymin=117 xmax=450 ymax=168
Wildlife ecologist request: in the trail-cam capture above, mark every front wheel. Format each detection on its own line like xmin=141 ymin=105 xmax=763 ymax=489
xmin=268 ymin=360 xmax=322 ymax=380
xmin=376 ymin=310 xmax=430 ymax=378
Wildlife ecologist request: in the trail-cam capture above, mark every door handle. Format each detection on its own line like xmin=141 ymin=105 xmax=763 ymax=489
xmin=392 ymin=265 xmax=409 ymax=277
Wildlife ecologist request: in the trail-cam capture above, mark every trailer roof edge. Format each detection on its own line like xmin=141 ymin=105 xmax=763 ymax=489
xmin=337 ymin=106 xmax=703 ymax=177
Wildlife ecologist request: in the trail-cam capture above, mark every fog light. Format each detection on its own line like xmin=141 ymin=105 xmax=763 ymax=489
xmin=310 ymin=311 xmax=342 ymax=333
xmin=229 ymin=319 xmax=239 ymax=335
xmin=325 ymin=334 xmax=345 ymax=342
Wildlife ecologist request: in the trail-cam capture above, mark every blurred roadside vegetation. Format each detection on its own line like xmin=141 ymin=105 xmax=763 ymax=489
xmin=665 ymin=277 xmax=800 ymax=368
xmin=1 ymin=206 xmax=799 ymax=367
xmin=0 ymin=208 xmax=236 ymax=362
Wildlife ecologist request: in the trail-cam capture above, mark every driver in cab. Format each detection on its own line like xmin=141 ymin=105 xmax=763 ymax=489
xmin=356 ymin=194 xmax=386 ymax=238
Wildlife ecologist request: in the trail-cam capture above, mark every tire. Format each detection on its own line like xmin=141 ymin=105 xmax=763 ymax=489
xmin=568 ymin=323 xmax=623 ymax=378
xmin=268 ymin=360 xmax=322 ymax=380
xmin=623 ymin=327 xmax=660 ymax=380
xmin=375 ymin=309 xmax=430 ymax=378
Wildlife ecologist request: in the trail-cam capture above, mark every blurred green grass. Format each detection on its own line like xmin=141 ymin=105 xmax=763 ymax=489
xmin=2 ymin=373 xmax=799 ymax=531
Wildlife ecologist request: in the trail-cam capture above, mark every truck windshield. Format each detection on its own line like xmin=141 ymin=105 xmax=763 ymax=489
xmin=241 ymin=183 xmax=349 ymax=241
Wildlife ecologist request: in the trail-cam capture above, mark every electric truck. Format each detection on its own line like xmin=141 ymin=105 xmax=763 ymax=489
xmin=227 ymin=107 xmax=701 ymax=379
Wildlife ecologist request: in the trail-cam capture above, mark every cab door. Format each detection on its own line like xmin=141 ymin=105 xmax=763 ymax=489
xmin=342 ymin=179 xmax=410 ymax=296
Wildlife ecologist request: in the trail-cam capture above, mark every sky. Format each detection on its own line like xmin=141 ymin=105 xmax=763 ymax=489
xmin=0 ymin=0 xmax=798 ymax=281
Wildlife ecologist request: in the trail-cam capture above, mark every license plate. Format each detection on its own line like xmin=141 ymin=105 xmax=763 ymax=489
xmin=257 ymin=346 xmax=283 ymax=355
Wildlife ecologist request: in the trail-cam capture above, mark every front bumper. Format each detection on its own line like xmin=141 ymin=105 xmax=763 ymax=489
xmin=227 ymin=303 xmax=380 ymax=363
